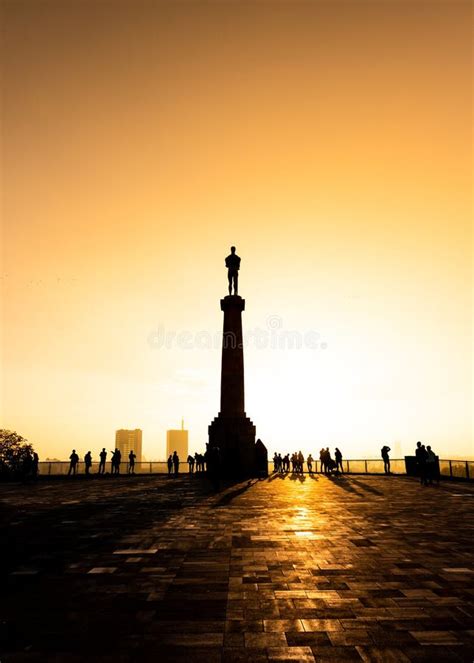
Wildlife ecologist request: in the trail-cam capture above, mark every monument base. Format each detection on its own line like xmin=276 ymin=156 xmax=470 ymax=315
xmin=208 ymin=415 xmax=268 ymax=478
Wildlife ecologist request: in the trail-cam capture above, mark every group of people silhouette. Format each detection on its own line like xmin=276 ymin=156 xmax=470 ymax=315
xmin=22 ymin=450 xmax=40 ymax=478
xmin=167 ymin=451 xmax=209 ymax=476
xmin=24 ymin=440 xmax=439 ymax=485
xmin=67 ymin=448 xmax=137 ymax=475
xmin=415 ymin=441 xmax=439 ymax=485
xmin=167 ymin=451 xmax=180 ymax=475
xmin=272 ymin=448 xmax=345 ymax=475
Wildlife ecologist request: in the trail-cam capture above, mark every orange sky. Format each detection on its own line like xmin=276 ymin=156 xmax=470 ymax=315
xmin=1 ymin=1 xmax=472 ymax=460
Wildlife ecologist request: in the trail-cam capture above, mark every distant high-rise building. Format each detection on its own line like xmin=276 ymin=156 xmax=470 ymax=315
xmin=166 ymin=418 xmax=188 ymax=460
xmin=115 ymin=429 xmax=143 ymax=463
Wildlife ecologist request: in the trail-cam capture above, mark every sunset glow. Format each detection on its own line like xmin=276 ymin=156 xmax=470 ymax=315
xmin=1 ymin=1 xmax=472 ymax=460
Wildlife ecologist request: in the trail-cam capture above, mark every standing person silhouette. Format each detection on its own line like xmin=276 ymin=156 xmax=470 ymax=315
xmin=297 ymin=451 xmax=304 ymax=473
xmin=381 ymin=445 xmax=391 ymax=474
xmin=110 ymin=449 xmax=116 ymax=474
xmin=325 ymin=448 xmax=333 ymax=475
xmin=167 ymin=454 xmax=173 ymax=476
xmin=425 ymin=445 xmax=438 ymax=485
xmin=128 ymin=450 xmax=136 ymax=474
xmin=172 ymin=451 xmax=180 ymax=476
xmin=84 ymin=451 xmax=92 ymax=475
xmin=115 ymin=449 xmax=121 ymax=474
xmin=98 ymin=448 xmax=107 ymax=474
xmin=307 ymin=454 xmax=314 ymax=474
xmin=416 ymin=441 xmax=428 ymax=485
xmin=225 ymin=246 xmax=241 ymax=295
xmin=319 ymin=448 xmax=325 ymax=474
xmin=68 ymin=449 xmax=79 ymax=475
xmin=32 ymin=452 xmax=39 ymax=479
xmin=335 ymin=448 xmax=343 ymax=474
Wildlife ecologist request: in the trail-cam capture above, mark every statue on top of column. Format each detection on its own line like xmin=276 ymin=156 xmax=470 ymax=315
xmin=225 ymin=246 xmax=241 ymax=296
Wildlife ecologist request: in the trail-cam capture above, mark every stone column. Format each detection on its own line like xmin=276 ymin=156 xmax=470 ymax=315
xmin=220 ymin=295 xmax=245 ymax=416
xmin=208 ymin=295 xmax=267 ymax=478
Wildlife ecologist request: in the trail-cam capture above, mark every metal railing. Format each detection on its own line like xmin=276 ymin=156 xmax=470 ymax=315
xmin=35 ymin=458 xmax=473 ymax=480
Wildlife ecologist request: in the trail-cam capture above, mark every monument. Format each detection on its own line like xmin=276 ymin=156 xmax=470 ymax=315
xmin=208 ymin=247 xmax=268 ymax=478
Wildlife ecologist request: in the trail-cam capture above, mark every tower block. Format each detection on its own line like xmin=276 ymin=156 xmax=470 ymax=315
xmin=208 ymin=295 xmax=267 ymax=477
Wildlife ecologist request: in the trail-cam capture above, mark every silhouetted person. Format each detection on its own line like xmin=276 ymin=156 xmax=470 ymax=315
xmin=425 ymin=445 xmax=439 ymax=485
xmin=194 ymin=452 xmax=203 ymax=472
xmin=110 ymin=449 xmax=121 ymax=474
xmin=187 ymin=454 xmax=195 ymax=473
xmin=84 ymin=451 xmax=92 ymax=475
xmin=225 ymin=246 xmax=241 ymax=295
xmin=68 ymin=449 xmax=79 ymax=475
xmin=31 ymin=452 xmax=39 ymax=479
xmin=167 ymin=454 xmax=173 ymax=476
xmin=273 ymin=452 xmax=279 ymax=473
xmin=290 ymin=452 xmax=296 ymax=473
xmin=98 ymin=448 xmax=107 ymax=474
xmin=381 ymin=445 xmax=391 ymax=474
xmin=325 ymin=447 xmax=334 ymax=475
xmin=22 ymin=450 xmax=33 ymax=479
xmin=319 ymin=448 xmax=326 ymax=474
xmin=307 ymin=454 xmax=314 ymax=474
xmin=297 ymin=451 xmax=304 ymax=473
xmin=128 ymin=450 xmax=136 ymax=474
xmin=172 ymin=451 xmax=180 ymax=476
xmin=115 ymin=449 xmax=121 ymax=474
xmin=416 ymin=441 xmax=428 ymax=485
xmin=335 ymin=448 xmax=343 ymax=474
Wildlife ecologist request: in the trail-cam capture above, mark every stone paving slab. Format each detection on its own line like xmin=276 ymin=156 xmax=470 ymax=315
xmin=1 ymin=473 xmax=474 ymax=661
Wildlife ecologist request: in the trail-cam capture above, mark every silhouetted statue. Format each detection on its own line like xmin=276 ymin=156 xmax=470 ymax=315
xmin=84 ymin=451 xmax=92 ymax=475
xmin=68 ymin=449 xmax=79 ymax=475
xmin=381 ymin=445 xmax=391 ymax=474
xmin=225 ymin=246 xmax=241 ymax=295
xmin=128 ymin=450 xmax=136 ymax=474
xmin=98 ymin=448 xmax=107 ymax=474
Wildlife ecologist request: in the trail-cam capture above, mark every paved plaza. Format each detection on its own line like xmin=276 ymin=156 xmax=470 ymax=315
xmin=1 ymin=473 xmax=474 ymax=662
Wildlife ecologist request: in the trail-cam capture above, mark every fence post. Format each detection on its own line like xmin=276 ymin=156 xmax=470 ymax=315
xmin=48 ymin=462 xmax=51 ymax=475
xmin=347 ymin=460 xmax=350 ymax=474
xmin=365 ymin=460 xmax=368 ymax=474
xmin=465 ymin=461 xmax=469 ymax=480
xmin=150 ymin=462 xmax=152 ymax=474
xmin=449 ymin=460 xmax=453 ymax=478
